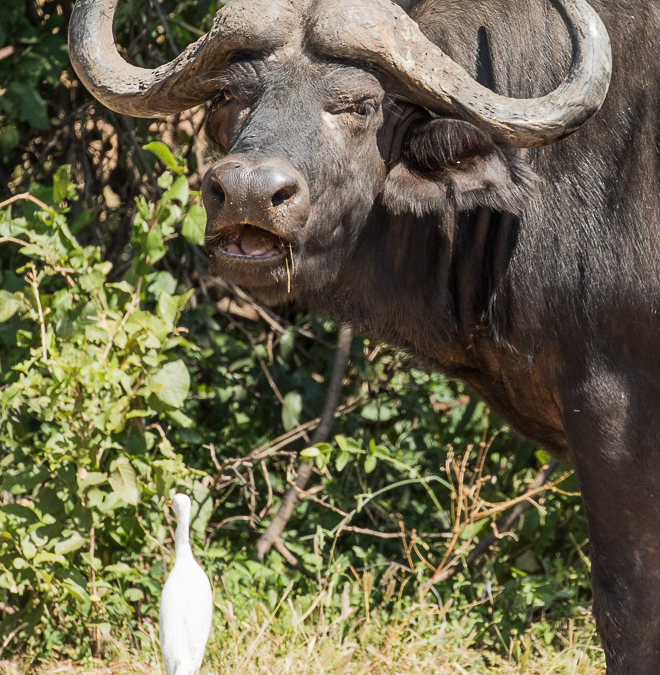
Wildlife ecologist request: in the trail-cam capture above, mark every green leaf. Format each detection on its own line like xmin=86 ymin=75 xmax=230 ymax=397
xmin=54 ymin=532 xmax=87 ymax=555
xmin=191 ymin=482 xmax=213 ymax=538
xmin=335 ymin=435 xmax=362 ymax=454
xmin=125 ymin=587 xmax=144 ymax=602
xmin=181 ymin=204 xmax=207 ymax=245
xmin=33 ymin=552 xmax=67 ymax=566
xmin=278 ymin=327 xmax=295 ymax=361
xmin=157 ymin=171 xmax=174 ymax=190
xmin=0 ymin=290 xmax=22 ymax=322
xmin=143 ymin=141 xmax=184 ymax=175
xmin=335 ymin=451 xmax=351 ymax=472
xmin=7 ymin=80 xmax=48 ymax=130
xmin=53 ymin=165 xmax=73 ymax=205
xmin=3 ymin=465 xmax=50 ymax=494
xmin=281 ymin=390 xmax=302 ymax=431
xmin=300 ymin=446 xmax=319 ymax=459
xmin=124 ymin=310 xmax=170 ymax=342
xmin=157 ymin=290 xmax=191 ymax=329
xmin=22 ymin=540 xmax=37 ymax=559
xmin=167 ymin=174 xmax=189 ymax=205
xmin=364 ymin=454 xmax=377 ymax=474
xmin=146 ymin=228 xmax=167 ymax=263
xmin=0 ymin=124 xmax=20 ymax=157
xmin=109 ymin=457 xmax=139 ymax=505
xmin=71 ymin=208 xmax=97 ymax=234
xmin=459 ymin=519 xmax=490 ymax=541
xmin=167 ymin=408 xmax=194 ymax=428
xmin=361 ymin=402 xmax=395 ymax=422
xmin=77 ymin=471 xmax=108 ymax=493
xmin=535 ymin=449 xmax=552 ymax=466
xmin=301 ymin=442 xmax=331 ymax=460
xmin=60 ymin=577 xmax=90 ymax=604
xmin=515 ymin=549 xmax=541 ymax=574
xmin=148 ymin=360 xmax=190 ymax=408
xmin=157 ymin=292 xmax=179 ymax=329
xmin=147 ymin=270 xmax=178 ymax=296
xmin=106 ymin=280 xmax=134 ymax=295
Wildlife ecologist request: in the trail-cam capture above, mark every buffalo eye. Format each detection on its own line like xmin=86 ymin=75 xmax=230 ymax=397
xmin=216 ymin=88 xmax=235 ymax=104
xmin=350 ymin=102 xmax=375 ymax=117
xmin=329 ymin=100 xmax=377 ymax=118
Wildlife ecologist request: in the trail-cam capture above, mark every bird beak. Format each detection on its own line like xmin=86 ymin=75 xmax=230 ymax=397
xmin=166 ymin=499 xmax=173 ymax=507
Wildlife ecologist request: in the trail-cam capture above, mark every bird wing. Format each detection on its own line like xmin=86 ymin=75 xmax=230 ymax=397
xmin=185 ymin=564 xmax=214 ymax=670
xmin=160 ymin=560 xmax=213 ymax=675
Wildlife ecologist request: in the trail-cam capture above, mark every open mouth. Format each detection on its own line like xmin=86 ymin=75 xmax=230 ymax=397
xmin=208 ymin=224 xmax=290 ymax=261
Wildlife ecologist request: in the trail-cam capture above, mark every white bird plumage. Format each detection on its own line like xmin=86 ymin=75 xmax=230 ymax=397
xmin=160 ymin=493 xmax=213 ymax=675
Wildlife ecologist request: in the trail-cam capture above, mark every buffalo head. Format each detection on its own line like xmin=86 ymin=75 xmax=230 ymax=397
xmin=69 ymin=0 xmax=612 ymax=306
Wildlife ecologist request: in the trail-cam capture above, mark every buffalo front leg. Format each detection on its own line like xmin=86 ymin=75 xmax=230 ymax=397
xmin=564 ymin=379 xmax=660 ymax=674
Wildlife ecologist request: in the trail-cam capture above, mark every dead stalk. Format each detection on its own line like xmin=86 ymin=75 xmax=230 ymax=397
xmin=27 ymin=267 xmax=48 ymax=362
xmin=101 ymin=278 xmax=143 ymax=361
xmin=285 ymin=252 xmax=291 ymax=293
xmin=0 ymin=192 xmax=52 ymax=212
xmin=89 ymin=526 xmax=101 ymax=657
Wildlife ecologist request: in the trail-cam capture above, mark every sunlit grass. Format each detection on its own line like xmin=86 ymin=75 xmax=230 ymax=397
xmin=7 ymin=582 xmax=605 ymax=675
xmin=207 ymin=590 xmax=605 ymax=675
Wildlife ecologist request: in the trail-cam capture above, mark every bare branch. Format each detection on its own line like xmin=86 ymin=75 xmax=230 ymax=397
xmin=256 ymin=324 xmax=354 ymax=560
xmin=149 ymin=0 xmax=180 ymax=58
xmin=420 ymin=458 xmax=560 ymax=590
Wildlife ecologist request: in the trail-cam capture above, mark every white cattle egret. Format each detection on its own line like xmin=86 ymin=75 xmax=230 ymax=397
xmin=160 ymin=493 xmax=213 ymax=675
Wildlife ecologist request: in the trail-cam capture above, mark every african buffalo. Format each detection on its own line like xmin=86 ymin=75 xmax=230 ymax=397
xmin=69 ymin=0 xmax=660 ymax=672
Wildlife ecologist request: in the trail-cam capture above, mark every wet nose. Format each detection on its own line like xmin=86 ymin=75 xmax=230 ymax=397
xmin=203 ymin=155 xmax=310 ymax=231
xmin=211 ymin=164 xmax=298 ymax=209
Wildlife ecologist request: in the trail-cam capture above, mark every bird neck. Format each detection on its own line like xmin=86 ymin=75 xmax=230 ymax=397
xmin=174 ymin=517 xmax=194 ymax=560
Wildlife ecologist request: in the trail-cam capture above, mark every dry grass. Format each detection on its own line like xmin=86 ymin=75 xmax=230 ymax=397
xmin=7 ymin=631 xmax=604 ymax=675
xmin=3 ymin=583 xmax=605 ymax=675
xmin=205 ymin=600 xmax=605 ymax=675
xmin=3 ymin=627 xmax=605 ymax=675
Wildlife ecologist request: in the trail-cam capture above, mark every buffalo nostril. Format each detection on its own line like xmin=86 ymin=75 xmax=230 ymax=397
xmin=271 ymin=185 xmax=296 ymax=208
xmin=211 ymin=179 xmax=226 ymax=207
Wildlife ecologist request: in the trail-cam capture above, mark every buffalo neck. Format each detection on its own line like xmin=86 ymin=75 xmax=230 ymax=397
xmin=317 ymin=204 xmax=569 ymax=456
xmin=322 ymin=203 xmax=518 ymax=363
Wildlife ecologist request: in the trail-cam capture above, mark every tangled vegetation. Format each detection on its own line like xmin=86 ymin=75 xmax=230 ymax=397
xmin=0 ymin=0 xmax=598 ymax=670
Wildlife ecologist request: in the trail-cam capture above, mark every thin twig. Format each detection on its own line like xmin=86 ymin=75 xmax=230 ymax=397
xmin=0 ymin=192 xmax=51 ymax=212
xmin=210 ymin=277 xmax=336 ymax=347
xmin=101 ymin=278 xmax=143 ymax=361
xmin=467 ymin=468 xmax=573 ymax=521
xmin=166 ymin=16 xmax=205 ymax=37
xmin=421 ymin=459 xmax=561 ymax=590
xmin=0 ymin=236 xmax=30 ymax=248
xmin=208 ymin=395 xmax=367 ymax=485
xmin=235 ymin=580 xmax=294 ymax=671
xmin=340 ymin=526 xmax=407 ymax=539
xmin=27 ymin=268 xmax=48 ymax=362
xmin=256 ymin=324 xmax=353 ymax=560
xmin=0 ymin=45 xmax=15 ymax=61
xmin=149 ymin=0 xmax=180 ymax=57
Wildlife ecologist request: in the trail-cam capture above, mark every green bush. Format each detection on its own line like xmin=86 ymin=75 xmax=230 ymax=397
xmin=0 ymin=162 xmax=206 ymax=653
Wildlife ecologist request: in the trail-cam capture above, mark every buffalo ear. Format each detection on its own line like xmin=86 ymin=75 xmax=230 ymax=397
xmin=381 ymin=118 xmax=538 ymax=217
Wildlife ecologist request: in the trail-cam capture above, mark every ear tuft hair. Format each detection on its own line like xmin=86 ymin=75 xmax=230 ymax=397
xmin=381 ymin=118 xmax=538 ymax=217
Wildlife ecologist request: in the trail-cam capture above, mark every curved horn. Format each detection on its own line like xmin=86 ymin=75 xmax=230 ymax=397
xmin=68 ymin=0 xmax=291 ymax=117
xmin=310 ymin=0 xmax=612 ymax=148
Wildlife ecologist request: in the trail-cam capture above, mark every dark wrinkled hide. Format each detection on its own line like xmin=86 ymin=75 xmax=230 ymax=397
xmin=201 ymin=2 xmax=660 ymax=672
